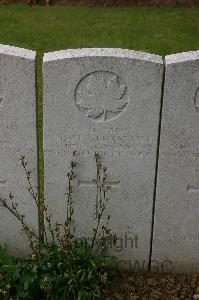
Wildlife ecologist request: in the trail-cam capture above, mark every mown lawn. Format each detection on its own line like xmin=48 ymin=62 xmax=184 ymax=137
xmin=0 ymin=4 xmax=199 ymax=185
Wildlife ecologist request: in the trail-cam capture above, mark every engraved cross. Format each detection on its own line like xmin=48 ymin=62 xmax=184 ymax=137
xmin=78 ymin=178 xmax=120 ymax=189
xmin=79 ymin=176 xmax=120 ymax=221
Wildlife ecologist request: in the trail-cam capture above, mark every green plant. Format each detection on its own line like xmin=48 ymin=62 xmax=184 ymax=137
xmin=0 ymin=153 xmax=116 ymax=299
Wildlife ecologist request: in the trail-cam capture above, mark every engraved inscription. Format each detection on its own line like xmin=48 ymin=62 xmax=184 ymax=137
xmin=0 ymin=121 xmax=26 ymax=151
xmin=0 ymin=96 xmax=3 ymax=107
xmin=194 ymin=87 xmax=199 ymax=111
xmin=75 ymin=71 xmax=129 ymax=122
xmin=47 ymin=127 xmax=153 ymax=158
xmin=169 ymin=234 xmax=199 ymax=241
xmin=0 ymin=82 xmax=4 ymax=107
xmin=0 ymin=180 xmax=7 ymax=189
xmin=187 ymin=184 xmax=199 ymax=192
xmin=160 ymin=126 xmax=199 ymax=159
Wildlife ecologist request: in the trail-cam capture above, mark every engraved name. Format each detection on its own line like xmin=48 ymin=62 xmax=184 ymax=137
xmin=169 ymin=234 xmax=199 ymax=241
xmin=46 ymin=127 xmax=154 ymax=158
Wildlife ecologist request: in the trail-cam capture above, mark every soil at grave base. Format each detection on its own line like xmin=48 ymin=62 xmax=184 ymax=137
xmin=0 ymin=0 xmax=199 ymax=6
xmin=104 ymin=272 xmax=199 ymax=300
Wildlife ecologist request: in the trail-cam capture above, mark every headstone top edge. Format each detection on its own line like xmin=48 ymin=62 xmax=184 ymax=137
xmin=165 ymin=50 xmax=199 ymax=65
xmin=43 ymin=48 xmax=163 ymax=64
xmin=0 ymin=44 xmax=36 ymax=61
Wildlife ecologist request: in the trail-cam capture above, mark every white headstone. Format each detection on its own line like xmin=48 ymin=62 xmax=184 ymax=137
xmin=0 ymin=45 xmax=38 ymax=256
xmin=152 ymin=51 xmax=199 ymax=273
xmin=43 ymin=48 xmax=163 ymax=271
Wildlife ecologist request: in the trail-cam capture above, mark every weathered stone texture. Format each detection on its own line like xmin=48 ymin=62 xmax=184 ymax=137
xmin=0 ymin=45 xmax=38 ymax=256
xmin=43 ymin=48 xmax=163 ymax=270
xmin=152 ymin=51 xmax=199 ymax=273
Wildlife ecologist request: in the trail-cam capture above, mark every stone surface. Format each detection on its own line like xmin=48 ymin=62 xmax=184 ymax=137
xmin=43 ymin=48 xmax=163 ymax=270
xmin=152 ymin=51 xmax=199 ymax=273
xmin=0 ymin=45 xmax=38 ymax=256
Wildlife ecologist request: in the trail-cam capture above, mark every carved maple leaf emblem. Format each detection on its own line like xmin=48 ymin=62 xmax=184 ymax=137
xmin=76 ymin=72 xmax=128 ymax=121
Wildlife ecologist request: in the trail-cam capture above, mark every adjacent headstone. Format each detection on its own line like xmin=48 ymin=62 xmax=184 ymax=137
xmin=43 ymin=48 xmax=163 ymax=271
xmin=152 ymin=51 xmax=199 ymax=273
xmin=0 ymin=45 xmax=38 ymax=256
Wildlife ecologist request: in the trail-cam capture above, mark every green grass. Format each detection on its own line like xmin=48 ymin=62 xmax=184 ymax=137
xmin=0 ymin=4 xmax=199 ymax=193
xmin=1 ymin=5 xmax=199 ymax=55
